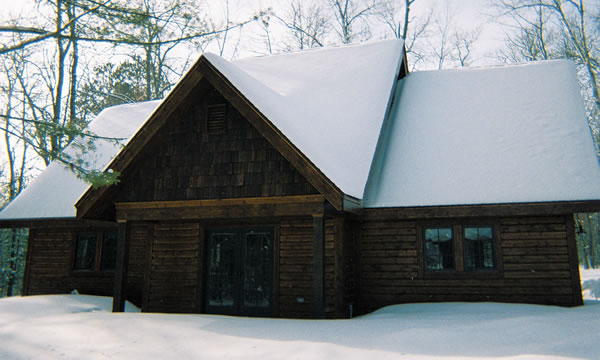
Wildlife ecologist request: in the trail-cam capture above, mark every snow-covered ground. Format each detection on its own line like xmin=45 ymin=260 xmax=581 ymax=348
xmin=1 ymin=269 xmax=599 ymax=360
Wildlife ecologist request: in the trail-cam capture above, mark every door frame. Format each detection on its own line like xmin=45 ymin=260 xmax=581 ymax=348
xmin=202 ymin=224 xmax=279 ymax=317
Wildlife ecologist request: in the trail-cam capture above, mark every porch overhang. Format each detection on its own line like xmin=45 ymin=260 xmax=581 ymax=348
xmin=114 ymin=195 xmax=327 ymax=222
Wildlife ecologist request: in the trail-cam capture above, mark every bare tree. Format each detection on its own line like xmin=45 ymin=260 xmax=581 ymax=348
xmin=376 ymin=0 xmax=431 ymax=68
xmin=494 ymin=0 xmax=600 ymax=138
xmin=329 ymin=0 xmax=378 ymax=44
xmin=0 ymin=0 xmax=262 ymax=185
xmin=0 ymin=48 xmax=31 ymax=299
xmin=426 ymin=5 xmax=480 ymax=69
xmin=274 ymin=1 xmax=329 ymax=50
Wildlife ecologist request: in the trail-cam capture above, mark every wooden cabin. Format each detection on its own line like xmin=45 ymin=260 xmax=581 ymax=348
xmin=2 ymin=40 xmax=599 ymax=318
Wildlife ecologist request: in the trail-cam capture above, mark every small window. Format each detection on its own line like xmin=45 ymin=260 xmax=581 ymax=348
xmin=463 ymin=226 xmax=495 ymax=271
xmin=424 ymin=227 xmax=454 ymax=271
xmin=206 ymin=104 xmax=227 ymax=135
xmin=74 ymin=233 xmax=97 ymax=271
xmin=73 ymin=231 xmax=117 ymax=272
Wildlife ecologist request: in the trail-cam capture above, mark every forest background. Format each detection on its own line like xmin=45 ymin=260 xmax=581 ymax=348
xmin=0 ymin=0 xmax=599 ymax=297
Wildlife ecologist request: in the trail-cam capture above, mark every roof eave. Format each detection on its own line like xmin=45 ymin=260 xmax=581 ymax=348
xmin=361 ymin=199 xmax=600 ymax=220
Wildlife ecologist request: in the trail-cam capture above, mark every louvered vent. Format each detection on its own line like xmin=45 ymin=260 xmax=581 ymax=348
xmin=207 ymin=104 xmax=227 ymax=135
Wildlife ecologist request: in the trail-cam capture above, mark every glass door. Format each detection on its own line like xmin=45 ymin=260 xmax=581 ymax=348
xmin=204 ymin=228 xmax=273 ymax=316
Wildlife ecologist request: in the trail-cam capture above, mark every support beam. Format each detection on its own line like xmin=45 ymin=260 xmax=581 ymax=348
xmin=566 ymin=215 xmax=584 ymax=306
xmin=312 ymin=214 xmax=325 ymax=319
xmin=112 ymin=221 xmax=129 ymax=312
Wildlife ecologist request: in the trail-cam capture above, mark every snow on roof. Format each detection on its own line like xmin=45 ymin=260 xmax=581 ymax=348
xmin=364 ymin=60 xmax=600 ymax=207
xmin=3 ymin=43 xmax=600 ymax=221
xmin=0 ymin=101 xmax=159 ymax=220
xmin=211 ymin=39 xmax=404 ymax=198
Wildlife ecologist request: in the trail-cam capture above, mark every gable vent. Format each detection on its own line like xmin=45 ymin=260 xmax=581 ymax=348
xmin=207 ymin=104 xmax=227 ymax=135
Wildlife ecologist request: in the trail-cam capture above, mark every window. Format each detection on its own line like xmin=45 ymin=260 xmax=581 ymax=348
xmin=73 ymin=231 xmax=117 ymax=272
xmin=74 ymin=233 xmax=97 ymax=271
xmin=463 ymin=227 xmax=495 ymax=271
xmin=422 ymin=224 xmax=497 ymax=273
xmin=424 ymin=227 xmax=454 ymax=271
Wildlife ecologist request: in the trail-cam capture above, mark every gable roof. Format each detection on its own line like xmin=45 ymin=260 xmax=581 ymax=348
xmin=0 ymin=40 xmax=404 ymax=221
xmin=2 ymin=42 xmax=600 ymax=223
xmin=206 ymin=40 xmax=404 ymax=199
xmin=364 ymin=60 xmax=600 ymax=207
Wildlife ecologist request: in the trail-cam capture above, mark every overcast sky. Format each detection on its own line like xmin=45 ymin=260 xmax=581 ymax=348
xmin=0 ymin=0 xmax=506 ymax=67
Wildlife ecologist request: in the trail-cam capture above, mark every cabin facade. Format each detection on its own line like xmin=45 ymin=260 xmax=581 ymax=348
xmin=2 ymin=40 xmax=599 ymax=318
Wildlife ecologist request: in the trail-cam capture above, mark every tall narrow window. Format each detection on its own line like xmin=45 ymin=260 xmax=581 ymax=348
xmin=463 ymin=226 xmax=495 ymax=271
xmin=74 ymin=233 xmax=97 ymax=271
xmin=424 ymin=227 xmax=454 ymax=271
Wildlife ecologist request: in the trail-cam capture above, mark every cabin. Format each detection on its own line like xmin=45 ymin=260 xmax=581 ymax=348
xmin=2 ymin=39 xmax=600 ymax=318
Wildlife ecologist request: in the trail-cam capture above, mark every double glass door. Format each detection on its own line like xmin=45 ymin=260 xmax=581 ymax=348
xmin=204 ymin=228 xmax=274 ymax=316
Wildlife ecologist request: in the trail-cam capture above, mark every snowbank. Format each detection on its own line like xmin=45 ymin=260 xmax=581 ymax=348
xmin=1 ymin=292 xmax=599 ymax=359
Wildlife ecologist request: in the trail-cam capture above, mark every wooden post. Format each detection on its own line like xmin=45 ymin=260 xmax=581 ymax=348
xmin=334 ymin=216 xmax=345 ymax=318
xmin=112 ymin=221 xmax=129 ymax=312
xmin=565 ymin=215 xmax=584 ymax=306
xmin=312 ymin=214 xmax=325 ymax=319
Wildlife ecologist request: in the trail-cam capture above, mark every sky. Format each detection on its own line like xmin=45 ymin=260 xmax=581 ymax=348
xmin=0 ymin=0 xmax=506 ymax=67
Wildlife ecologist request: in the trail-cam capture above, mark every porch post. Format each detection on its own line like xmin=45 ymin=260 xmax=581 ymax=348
xmin=112 ymin=220 xmax=129 ymax=312
xmin=312 ymin=214 xmax=325 ymax=318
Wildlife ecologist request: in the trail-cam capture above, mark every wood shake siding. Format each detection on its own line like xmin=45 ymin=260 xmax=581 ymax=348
xmin=115 ymin=81 xmax=318 ymax=205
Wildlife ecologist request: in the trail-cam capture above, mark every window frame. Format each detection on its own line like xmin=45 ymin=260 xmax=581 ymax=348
xmin=72 ymin=230 xmax=118 ymax=274
xmin=423 ymin=226 xmax=455 ymax=272
xmin=462 ymin=225 xmax=496 ymax=271
xmin=417 ymin=219 xmax=503 ymax=279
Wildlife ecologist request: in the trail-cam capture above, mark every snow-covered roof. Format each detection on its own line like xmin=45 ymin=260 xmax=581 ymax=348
xmin=208 ymin=40 xmax=404 ymax=198
xmin=2 ymin=43 xmax=600 ymax=222
xmin=0 ymin=101 xmax=159 ymax=220
xmin=364 ymin=60 xmax=600 ymax=207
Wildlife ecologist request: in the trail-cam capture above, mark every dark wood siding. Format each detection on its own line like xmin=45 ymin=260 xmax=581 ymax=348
xmin=325 ymin=219 xmax=336 ymax=317
xmin=146 ymin=222 xmax=202 ymax=313
xmin=279 ymin=219 xmax=313 ymax=318
xmin=24 ymin=224 xmax=146 ymax=307
xmin=127 ymin=222 xmax=149 ymax=307
xmin=356 ymin=214 xmax=581 ymax=315
xmin=25 ymin=228 xmax=73 ymax=295
xmin=115 ymin=81 xmax=318 ymax=205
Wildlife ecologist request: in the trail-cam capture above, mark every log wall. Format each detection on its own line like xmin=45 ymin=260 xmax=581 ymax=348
xmin=356 ymin=214 xmax=582 ymax=315
xmin=138 ymin=216 xmax=340 ymax=318
xmin=235 ymin=217 xmax=339 ymax=319
xmin=24 ymin=225 xmax=146 ymax=308
xmin=145 ymin=222 xmax=203 ymax=313
xmin=25 ymin=228 xmax=75 ymax=296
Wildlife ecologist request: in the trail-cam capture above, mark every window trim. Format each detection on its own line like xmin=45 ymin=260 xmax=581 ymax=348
xmin=417 ymin=219 xmax=503 ymax=279
xmin=71 ymin=229 xmax=118 ymax=274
